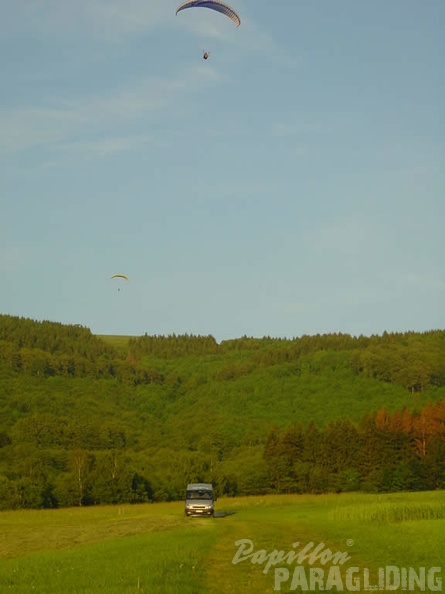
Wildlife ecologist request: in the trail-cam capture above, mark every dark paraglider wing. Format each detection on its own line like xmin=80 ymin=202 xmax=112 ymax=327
xmin=176 ymin=0 xmax=241 ymax=27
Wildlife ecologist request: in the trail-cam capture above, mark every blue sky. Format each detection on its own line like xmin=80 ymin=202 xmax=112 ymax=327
xmin=1 ymin=0 xmax=444 ymax=341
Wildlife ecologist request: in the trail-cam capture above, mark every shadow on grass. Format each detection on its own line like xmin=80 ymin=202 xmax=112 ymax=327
xmin=214 ymin=510 xmax=237 ymax=518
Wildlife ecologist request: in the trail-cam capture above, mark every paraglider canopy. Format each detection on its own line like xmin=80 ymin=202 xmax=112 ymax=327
xmin=111 ymin=274 xmax=129 ymax=291
xmin=176 ymin=0 xmax=241 ymax=27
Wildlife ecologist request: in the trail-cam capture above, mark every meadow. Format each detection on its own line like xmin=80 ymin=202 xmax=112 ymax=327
xmin=0 ymin=491 xmax=443 ymax=594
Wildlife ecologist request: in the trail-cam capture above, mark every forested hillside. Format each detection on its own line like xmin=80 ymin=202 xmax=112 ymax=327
xmin=0 ymin=314 xmax=444 ymax=509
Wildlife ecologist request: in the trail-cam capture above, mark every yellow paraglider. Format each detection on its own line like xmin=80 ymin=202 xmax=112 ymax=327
xmin=111 ymin=274 xmax=129 ymax=291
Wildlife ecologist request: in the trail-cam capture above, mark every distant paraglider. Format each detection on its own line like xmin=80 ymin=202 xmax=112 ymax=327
xmin=111 ymin=274 xmax=129 ymax=291
xmin=176 ymin=0 xmax=241 ymax=28
xmin=176 ymin=0 xmax=240 ymax=60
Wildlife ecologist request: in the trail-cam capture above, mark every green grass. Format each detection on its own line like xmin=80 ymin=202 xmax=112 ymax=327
xmin=330 ymin=492 xmax=445 ymax=523
xmin=0 ymin=531 xmax=212 ymax=593
xmin=97 ymin=335 xmax=133 ymax=351
xmin=0 ymin=493 xmax=443 ymax=593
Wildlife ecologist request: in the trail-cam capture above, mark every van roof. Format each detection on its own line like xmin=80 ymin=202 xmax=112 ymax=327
xmin=186 ymin=483 xmax=213 ymax=490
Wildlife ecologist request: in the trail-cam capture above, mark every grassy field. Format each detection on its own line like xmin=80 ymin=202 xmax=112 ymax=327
xmin=0 ymin=492 xmax=443 ymax=593
xmin=97 ymin=335 xmax=132 ymax=351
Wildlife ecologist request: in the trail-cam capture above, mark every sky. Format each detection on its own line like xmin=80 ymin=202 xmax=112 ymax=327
xmin=1 ymin=0 xmax=444 ymax=342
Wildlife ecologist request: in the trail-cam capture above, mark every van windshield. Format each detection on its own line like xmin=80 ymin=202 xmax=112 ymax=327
xmin=186 ymin=490 xmax=212 ymax=500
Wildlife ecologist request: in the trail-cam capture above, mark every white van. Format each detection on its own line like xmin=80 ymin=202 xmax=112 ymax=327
xmin=185 ymin=483 xmax=215 ymax=517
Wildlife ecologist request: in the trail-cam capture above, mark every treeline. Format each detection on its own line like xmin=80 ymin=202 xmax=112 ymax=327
xmin=2 ymin=315 xmax=445 ymax=394
xmin=0 ymin=315 xmax=162 ymax=384
xmin=1 ymin=314 xmax=445 ymax=510
xmin=0 ymin=401 xmax=443 ymax=510
xmin=0 ymin=315 xmax=117 ymax=358
xmin=261 ymin=401 xmax=445 ymax=496
xmin=128 ymin=333 xmax=219 ymax=359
